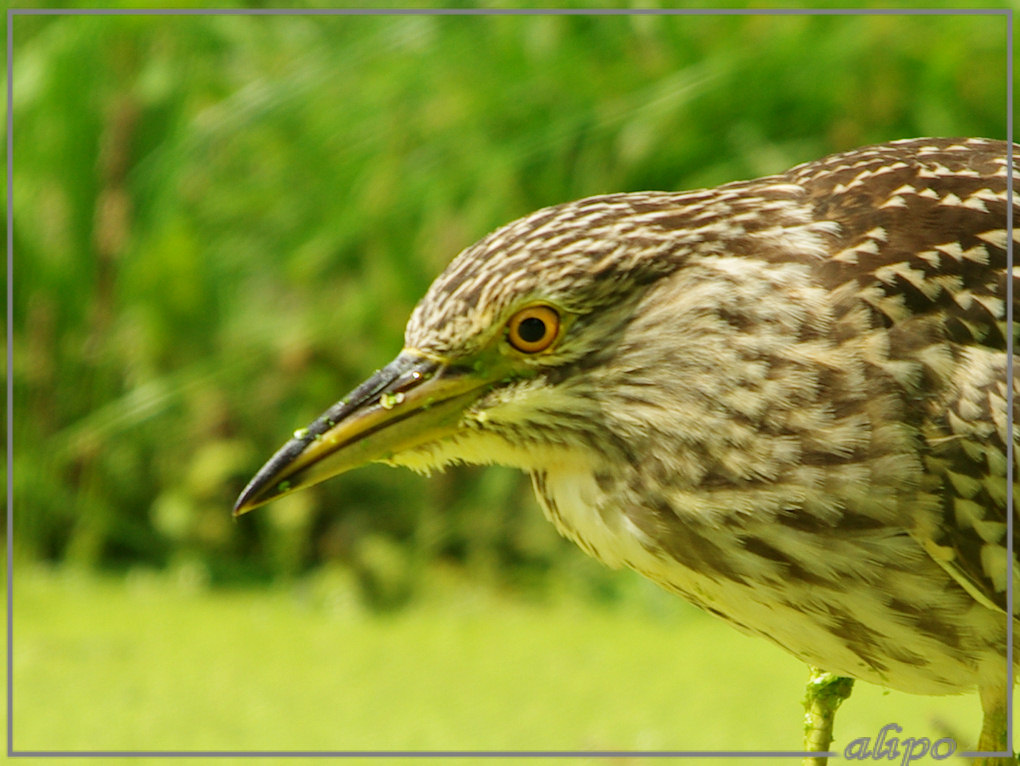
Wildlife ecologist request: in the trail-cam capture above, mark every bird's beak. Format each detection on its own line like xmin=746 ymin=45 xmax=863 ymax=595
xmin=233 ymin=350 xmax=487 ymax=516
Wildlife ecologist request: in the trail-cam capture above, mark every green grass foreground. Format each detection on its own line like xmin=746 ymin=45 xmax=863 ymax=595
xmin=10 ymin=565 xmax=985 ymax=763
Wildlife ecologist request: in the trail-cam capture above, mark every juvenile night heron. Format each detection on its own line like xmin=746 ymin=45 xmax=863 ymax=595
xmin=236 ymin=138 xmax=1017 ymax=762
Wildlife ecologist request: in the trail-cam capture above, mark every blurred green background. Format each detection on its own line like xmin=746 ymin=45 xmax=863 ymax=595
xmin=7 ymin=5 xmax=1011 ymax=758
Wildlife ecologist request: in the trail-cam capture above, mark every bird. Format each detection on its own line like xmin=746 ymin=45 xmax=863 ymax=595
xmin=235 ymin=137 xmax=1017 ymax=762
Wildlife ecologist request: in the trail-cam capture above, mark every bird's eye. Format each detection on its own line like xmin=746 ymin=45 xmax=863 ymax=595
xmin=506 ymin=305 xmax=560 ymax=353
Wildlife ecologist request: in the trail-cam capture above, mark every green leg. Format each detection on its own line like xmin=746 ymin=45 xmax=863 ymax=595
xmin=802 ymin=666 xmax=855 ymax=766
xmin=974 ymin=683 xmax=1016 ymax=766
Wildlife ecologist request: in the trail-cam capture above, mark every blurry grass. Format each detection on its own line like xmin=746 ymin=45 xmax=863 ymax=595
xmin=12 ymin=565 xmax=984 ymax=761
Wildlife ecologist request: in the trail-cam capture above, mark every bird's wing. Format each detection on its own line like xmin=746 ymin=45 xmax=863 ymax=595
xmin=792 ymin=137 xmax=1017 ymax=614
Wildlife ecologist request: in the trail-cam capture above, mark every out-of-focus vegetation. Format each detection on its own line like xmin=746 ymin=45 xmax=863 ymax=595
xmin=9 ymin=11 xmax=1009 ymax=605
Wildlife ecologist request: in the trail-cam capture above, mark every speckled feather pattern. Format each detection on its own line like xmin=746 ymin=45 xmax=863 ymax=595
xmin=402 ymin=138 xmax=1016 ymax=698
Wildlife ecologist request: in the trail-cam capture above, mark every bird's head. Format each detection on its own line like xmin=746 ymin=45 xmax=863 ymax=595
xmin=233 ymin=193 xmax=689 ymax=515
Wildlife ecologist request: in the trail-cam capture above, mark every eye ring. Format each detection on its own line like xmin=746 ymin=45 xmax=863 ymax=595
xmin=506 ymin=305 xmax=560 ymax=354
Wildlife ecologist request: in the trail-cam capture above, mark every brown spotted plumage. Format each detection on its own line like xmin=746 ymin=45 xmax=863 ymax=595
xmin=237 ymin=138 xmax=1017 ymax=760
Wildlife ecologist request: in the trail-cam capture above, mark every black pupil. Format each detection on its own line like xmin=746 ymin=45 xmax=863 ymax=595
xmin=518 ymin=316 xmax=547 ymax=343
